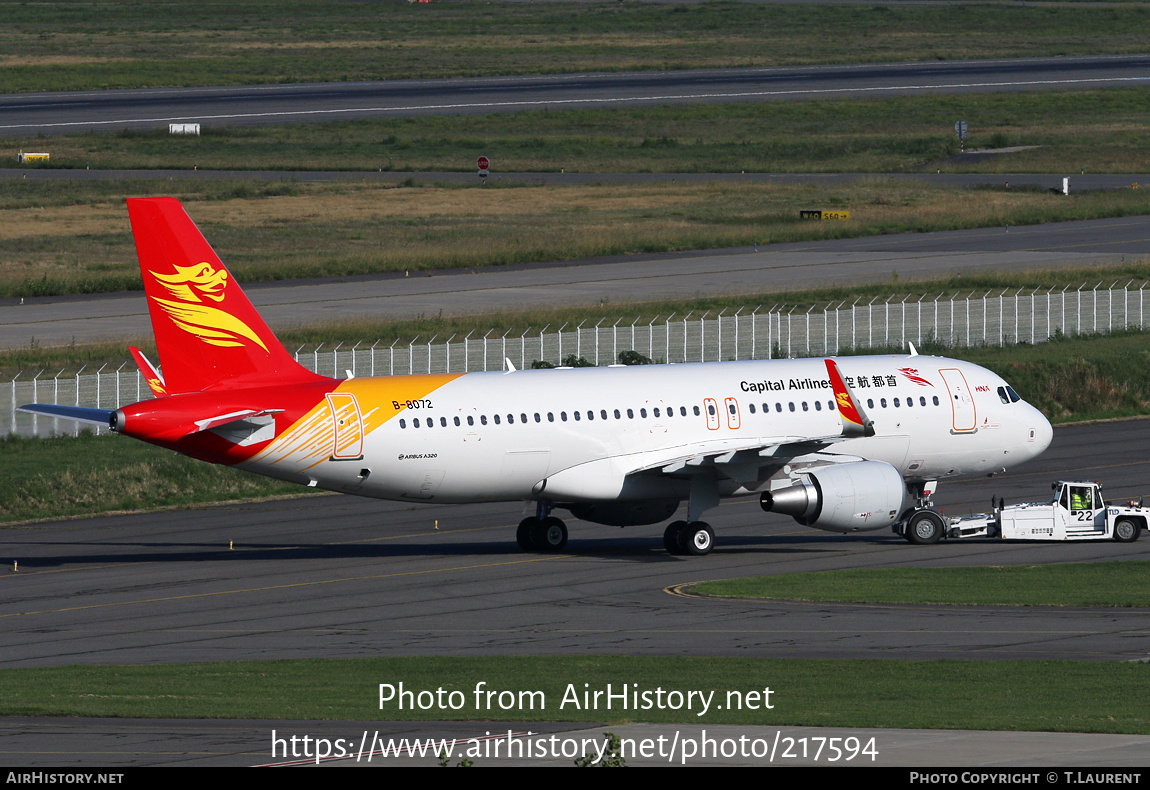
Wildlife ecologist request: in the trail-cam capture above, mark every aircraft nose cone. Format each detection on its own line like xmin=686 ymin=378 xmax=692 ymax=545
xmin=1030 ymin=410 xmax=1053 ymax=456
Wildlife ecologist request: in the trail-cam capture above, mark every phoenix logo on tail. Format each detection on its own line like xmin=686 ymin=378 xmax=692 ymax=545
xmin=149 ymin=262 xmax=269 ymax=352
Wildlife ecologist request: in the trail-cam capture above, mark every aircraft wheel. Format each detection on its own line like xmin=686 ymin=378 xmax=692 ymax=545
xmin=685 ymin=522 xmax=715 ymax=556
xmin=531 ymin=517 xmax=568 ymax=552
xmin=1113 ymin=518 xmax=1141 ymax=543
xmin=663 ymin=521 xmax=688 ymax=555
xmin=905 ymin=510 xmax=944 ymax=545
xmin=517 ymin=518 xmax=538 ymax=551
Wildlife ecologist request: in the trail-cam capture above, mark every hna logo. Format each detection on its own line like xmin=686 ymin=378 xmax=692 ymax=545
xmin=149 ymin=262 xmax=268 ymax=351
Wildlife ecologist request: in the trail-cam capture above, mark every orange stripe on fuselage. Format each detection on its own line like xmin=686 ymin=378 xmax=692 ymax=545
xmin=248 ymin=373 xmax=463 ymax=474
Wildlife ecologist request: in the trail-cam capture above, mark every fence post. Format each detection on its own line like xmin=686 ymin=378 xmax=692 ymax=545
xmin=665 ymin=313 xmax=675 ymax=364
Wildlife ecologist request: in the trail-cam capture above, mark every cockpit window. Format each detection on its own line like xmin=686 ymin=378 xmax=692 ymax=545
xmin=1006 ymin=386 xmax=1021 ymax=403
xmin=997 ymin=386 xmax=1010 ymax=404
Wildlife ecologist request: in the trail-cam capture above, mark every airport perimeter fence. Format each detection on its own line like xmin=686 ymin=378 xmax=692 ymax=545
xmin=8 ymin=282 xmax=1148 ymax=438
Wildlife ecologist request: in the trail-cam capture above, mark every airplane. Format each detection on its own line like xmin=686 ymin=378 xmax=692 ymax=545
xmin=20 ymin=197 xmax=1054 ymax=555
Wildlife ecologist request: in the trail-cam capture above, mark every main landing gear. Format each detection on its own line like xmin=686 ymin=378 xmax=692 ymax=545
xmin=663 ymin=520 xmax=715 ymax=556
xmin=518 ymin=502 xmax=568 ymax=552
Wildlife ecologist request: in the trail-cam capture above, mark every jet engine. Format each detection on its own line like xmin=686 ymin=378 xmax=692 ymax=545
xmin=567 ymin=500 xmax=680 ymax=527
xmin=760 ymin=460 xmax=905 ymax=532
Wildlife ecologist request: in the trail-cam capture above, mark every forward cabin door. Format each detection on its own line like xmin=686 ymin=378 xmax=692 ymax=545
xmin=939 ymin=368 xmax=977 ymax=433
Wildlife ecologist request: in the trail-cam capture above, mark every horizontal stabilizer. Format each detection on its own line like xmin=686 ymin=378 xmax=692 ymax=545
xmin=19 ymin=404 xmax=115 ymax=429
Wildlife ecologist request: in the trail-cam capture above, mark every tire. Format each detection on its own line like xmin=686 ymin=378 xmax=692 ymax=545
xmin=905 ymin=510 xmax=945 ymax=545
xmin=663 ymin=521 xmax=688 ymax=555
xmin=685 ymin=522 xmax=715 ymax=556
xmin=1113 ymin=518 xmax=1141 ymax=543
xmin=517 ymin=518 xmax=537 ymax=551
xmin=531 ymin=517 xmax=568 ymax=552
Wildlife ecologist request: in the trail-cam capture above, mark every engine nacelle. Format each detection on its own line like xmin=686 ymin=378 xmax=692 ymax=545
xmin=760 ymin=460 xmax=905 ymax=533
xmin=567 ymin=500 xmax=680 ymax=527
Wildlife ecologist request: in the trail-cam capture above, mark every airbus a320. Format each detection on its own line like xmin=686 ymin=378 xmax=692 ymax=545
xmin=21 ymin=198 xmax=1054 ymax=555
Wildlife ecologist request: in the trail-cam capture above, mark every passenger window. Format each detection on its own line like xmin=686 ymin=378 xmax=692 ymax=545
xmin=814 ymin=401 xmax=821 ymax=411
xmin=628 ymin=409 xmax=635 ymax=419
xmin=867 ymin=399 xmax=874 ymax=409
xmin=468 ymin=415 xmax=475 ymax=426
xmin=748 ymin=403 xmax=756 ymax=414
xmin=454 ymin=416 xmax=460 ymax=426
xmin=440 ymin=417 xmax=447 ymax=426
xmin=919 ymin=397 xmax=926 ymax=407
xmin=601 ymin=410 xmax=608 ymax=420
xmin=881 ymin=398 xmax=887 ymax=408
xmin=494 ymin=414 xmax=501 ymax=425
xmin=414 ymin=418 xmax=421 ymax=428
xmin=932 ymin=396 xmax=939 ymax=406
xmin=893 ymin=398 xmax=900 ymax=408
xmin=547 ymin=412 xmax=554 ymax=422
xmin=680 ymin=407 xmax=687 ymax=416
xmin=481 ymin=415 xmax=488 ymax=425
xmin=614 ymin=409 xmax=621 ymax=419
xmin=534 ymin=413 xmax=541 ymax=423
xmin=507 ymin=414 xmax=514 ymax=424
xmin=561 ymin=412 xmax=567 ymax=421
xmin=521 ymin=413 xmax=527 ymax=423
xmin=789 ymin=402 xmax=795 ymax=412
xmin=641 ymin=408 xmax=648 ymax=418
xmin=653 ymin=407 xmax=660 ymax=418
xmin=692 ymin=406 xmax=700 ymax=416
xmin=775 ymin=403 xmax=782 ymax=412
xmin=399 ymin=419 xmax=406 ymax=429
xmin=707 ymin=403 xmax=716 ymax=416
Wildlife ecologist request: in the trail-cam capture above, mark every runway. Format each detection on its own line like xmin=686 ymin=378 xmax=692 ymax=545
xmin=3 ymin=213 xmax=1148 ymax=350
xmin=3 ymin=417 xmax=1148 ymax=669
xmin=2 ymin=55 xmax=1148 ymax=136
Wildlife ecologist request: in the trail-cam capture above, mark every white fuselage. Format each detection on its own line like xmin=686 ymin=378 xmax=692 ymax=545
xmin=248 ymin=354 xmax=1052 ymax=514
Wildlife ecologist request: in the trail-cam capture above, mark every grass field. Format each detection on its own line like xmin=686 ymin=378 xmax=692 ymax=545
xmin=3 ymin=177 xmax=1149 ymax=299
xmin=0 ymin=656 xmax=1145 ymax=733
xmin=690 ymin=563 xmax=1150 ymax=607
xmin=2 ymin=3 xmax=1148 ymax=93
xmin=0 ymin=432 xmax=308 ymax=524
xmin=6 ymin=87 xmax=1150 ymax=174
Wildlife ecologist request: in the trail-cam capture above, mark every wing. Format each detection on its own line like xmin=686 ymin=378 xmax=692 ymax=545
xmin=538 ymin=359 xmax=878 ymax=501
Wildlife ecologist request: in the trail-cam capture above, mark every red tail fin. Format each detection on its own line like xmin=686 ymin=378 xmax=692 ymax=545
xmin=128 ymin=197 xmax=323 ymax=393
